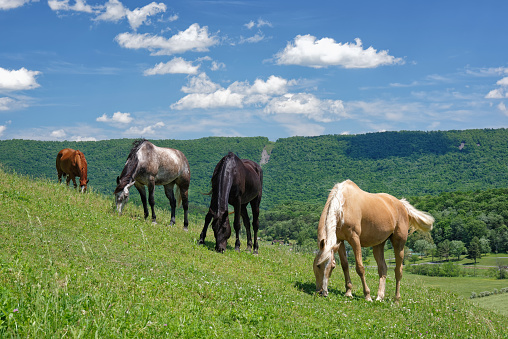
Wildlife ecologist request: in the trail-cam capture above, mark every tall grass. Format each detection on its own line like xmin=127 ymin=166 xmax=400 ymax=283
xmin=1 ymin=168 xmax=507 ymax=338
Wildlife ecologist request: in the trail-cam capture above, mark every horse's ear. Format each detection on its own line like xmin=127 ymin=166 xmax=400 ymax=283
xmin=116 ymin=176 xmax=120 ymax=185
xmin=332 ymin=243 xmax=340 ymax=253
xmin=319 ymin=239 xmax=325 ymax=250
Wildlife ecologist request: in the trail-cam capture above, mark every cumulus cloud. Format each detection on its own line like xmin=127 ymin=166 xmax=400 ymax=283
xmin=0 ymin=125 xmax=6 ymax=136
xmin=126 ymin=121 xmax=164 ymax=135
xmin=48 ymin=0 xmax=93 ymax=13
xmin=0 ymin=0 xmax=35 ymax=10
xmin=0 ymin=97 xmax=15 ymax=110
xmin=171 ymin=74 xmax=295 ymax=110
xmin=498 ymin=102 xmax=508 ymax=116
xmin=485 ymin=76 xmax=508 ymax=99
xmin=275 ymin=35 xmax=403 ymax=69
xmin=115 ymin=23 xmax=218 ymax=55
xmin=50 ymin=129 xmax=66 ymax=138
xmin=171 ymin=73 xmax=348 ymax=123
xmin=144 ymin=57 xmax=199 ymax=75
xmin=264 ymin=93 xmax=347 ymax=122
xmin=96 ymin=111 xmax=133 ymax=124
xmin=94 ymin=0 xmax=166 ymax=30
xmin=0 ymin=67 xmax=41 ymax=91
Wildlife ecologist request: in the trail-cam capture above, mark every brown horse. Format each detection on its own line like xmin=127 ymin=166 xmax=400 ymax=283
xmin=198 ymin=152 xmax=263 ymax=253
xmin=56 ymin=148 xmax=89 ymax=193
xmin=313 ymin=180 xmax=434 ymax=301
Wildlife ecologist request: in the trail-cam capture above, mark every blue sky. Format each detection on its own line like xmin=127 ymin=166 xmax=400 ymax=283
xmin=1 ymin=0 xmax=508 ymax=141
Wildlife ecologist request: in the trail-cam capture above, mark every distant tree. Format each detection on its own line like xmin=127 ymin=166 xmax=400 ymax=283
xmin=438 ymin=239 xmax=451 ymax=261
xmin=413 ymin=239 xmax=432 ymax=258
xmin=429 ymin=243 xmax=437 ymax=262
xmin=449 ymin=240 xmax=466 ymax=261
xmin=479 ymin=237 xmax=491 ymax=255
xmin=468 ymin=237 xmax=482 ymax=263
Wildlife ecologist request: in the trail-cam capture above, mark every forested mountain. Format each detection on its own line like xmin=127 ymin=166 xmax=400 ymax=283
xmin=1 ymin=128 xmax=507 ymax=252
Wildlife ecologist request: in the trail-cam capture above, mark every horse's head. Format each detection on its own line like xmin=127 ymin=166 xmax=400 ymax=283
xmin=79 ymin=178 xmax=89 ymax=193
xmin=211 ymin=211 xmax=231 ymax=253
xmin=313 ymin=240 xmax=339 ymax=297
xmin=115 ymin=179 xmax=135 ymax=215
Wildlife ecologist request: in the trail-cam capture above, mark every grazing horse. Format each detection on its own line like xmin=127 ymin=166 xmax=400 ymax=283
xmin=114 ymin=139 xmax=190 ymax=229
xmin=56 ymin=148 xmax=89 ymax=193
xmin=198 ymin=152 xmax=263 ymax=253
xmin=313 ymin=180 xmax=434 ymax=301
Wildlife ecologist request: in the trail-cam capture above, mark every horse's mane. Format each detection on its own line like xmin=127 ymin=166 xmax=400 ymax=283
xmin=316 ymin=181 xmax=347 ymax=265
xmin=114 ymin=139 xmax=148 ymax=194
xmin=208 ymin=152 xmax=236 ymax=215
xmin=76 ymin=150 xmax=87 ymax=178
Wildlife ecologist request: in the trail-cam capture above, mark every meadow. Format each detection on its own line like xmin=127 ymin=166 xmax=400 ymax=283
xmin=1 ymin=168 xmax=507 ymax=338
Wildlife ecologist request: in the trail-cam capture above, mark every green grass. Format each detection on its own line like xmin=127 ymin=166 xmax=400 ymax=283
xmin=1 ymin=168 xmax=507 ymax=338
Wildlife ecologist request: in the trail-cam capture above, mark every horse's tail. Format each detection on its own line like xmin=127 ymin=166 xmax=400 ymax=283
xmin=400 ymin=199 xmax=434 ymax=233
xmin=175 ymin=185 xmax=182 ymax=208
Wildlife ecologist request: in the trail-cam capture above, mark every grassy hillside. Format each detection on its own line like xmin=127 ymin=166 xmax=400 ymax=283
xmin=1 ymin=168 xmax=507 ymax=337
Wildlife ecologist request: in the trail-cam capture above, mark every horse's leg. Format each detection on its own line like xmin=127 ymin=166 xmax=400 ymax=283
xmin=241 ymin=204 xmax=252 ymax=252
xmin=337 ymin=240 xmax=353 ymax=297
xmin=233 ymin=202 xmax=242 ymax=252
xmin=198 ymin=211 xmax=213 ymax=245
xmin=350 ymin=235 xmax=372 ymax=301
xmin=391 ymin=236 xmax=406 ymax=301
xmin=147 ymin=180 xmax=156 ymax=223
xmin=373 ymin=241 xmax=388 ymax=301
xmin=164 ymin=183 xmax=177 ymax=226
xmin=70 ymin=175 xmax=78 ymax=189
xmin=251 ymin=197 xmax=261 ymax=254
xmin=177 ymin=178 xmax=190 ymax=231
xmin=134 ymin=182 xmax=149 ymax=220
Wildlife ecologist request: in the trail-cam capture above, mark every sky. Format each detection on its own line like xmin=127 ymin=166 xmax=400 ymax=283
xmin=1 ymin=0 xmax=508 ymax=141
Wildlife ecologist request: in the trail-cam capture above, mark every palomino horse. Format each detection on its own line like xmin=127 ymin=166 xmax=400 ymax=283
xmin=114 ymin=139 xmax=191 ymax=229
xmin=313 ymin=180 xmax=434 ymax=301
xmin=198 ymin=152 xmax=263 ymax=253
xmin=56 ymin=148 xmax=89 ymax=193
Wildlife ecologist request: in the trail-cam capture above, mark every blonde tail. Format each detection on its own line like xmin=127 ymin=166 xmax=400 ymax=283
xmin=400 ymin=199 xmax=434 ymax=232
xmin=175 ymin=185 xmax=182 ymax=208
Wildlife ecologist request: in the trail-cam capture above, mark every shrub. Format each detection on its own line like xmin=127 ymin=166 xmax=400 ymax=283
xmin=470 ymin=292 xmax=477 ymax=299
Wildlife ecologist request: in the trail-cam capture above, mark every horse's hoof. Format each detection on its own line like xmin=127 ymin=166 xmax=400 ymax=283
xmin=235 ymin=247 xmax=240 ymax=253
xmin=183 ymin=226 xmax=188 ymax=232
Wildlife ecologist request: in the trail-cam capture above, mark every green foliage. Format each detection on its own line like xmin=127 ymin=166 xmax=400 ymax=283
xmin=3 ymin=168 xmax=508 ymax=337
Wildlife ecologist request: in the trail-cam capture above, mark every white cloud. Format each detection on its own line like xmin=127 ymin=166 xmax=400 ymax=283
xmin=144 ymin=57 xmax=199 ymax=75
xmin=115 ymin=23 xmax=218 ymax=55
xmin=0 ymin=97 xmax=15 ymax=110
xmin=275 ymin=35 xmax=403 ymax=69
xmin=94 ymin=0 xmax=166 ymax=30
xmin=272 ymin=115 xmax=325 ymax=137
xmin=48 ymin=0 xmax=94 ymax=13
xmin=498 ymin=102 xmax=508 ymax=116
xmin=0 ymin=0 xmax=35 ymax=10
xmin=96 ymin=111 xmax=133 ymax=124
xmin=264 ymin=93 xmax=347 ymax=122
xmin=71 ymin=135 xmax=97 ymax=141
xmin=210 ymin=61 xmax=225 ymax=71
xmin=497 ymin=77 xmax=508 ymax=86
xmin=0 ymin=67 xmax=41 ymax=91
xmin=240 ymin=33 xmax=265 ymax=44
xmin=485 ymin=88 xmax=507 ymax=99
xmin=0 ymin=125 xmax=6 ymax=136
xmin=51 ymin=129 xmax=66 ymax=138
xmin=125 ymin=121 xmax=164 ymax=135
xmin=181 ymin=72 xmax=220 ymax=94
xmin=172 ymin=74 xmax=296 ymax=110
xmin=244 ymin=18 xmax=272 ymax=29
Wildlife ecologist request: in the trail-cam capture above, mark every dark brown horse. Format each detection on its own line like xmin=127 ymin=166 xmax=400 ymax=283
xmin=114 ymin=139 xmax=191 ymax=229
xmin=198 ymin=152 xmax=263 ymax=253
xmin=56 ymin=148 xmax=89 ymax=193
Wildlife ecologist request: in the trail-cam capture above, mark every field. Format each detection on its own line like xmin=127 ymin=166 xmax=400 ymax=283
xmin=1 ymin=168 xmax=507 ymax=338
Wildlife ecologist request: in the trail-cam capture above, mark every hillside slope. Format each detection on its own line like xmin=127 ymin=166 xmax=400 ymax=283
xmin=0 ymin=169 xmax=507 ymax=337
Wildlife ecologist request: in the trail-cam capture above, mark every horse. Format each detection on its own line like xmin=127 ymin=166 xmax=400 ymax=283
xmin=114 ymin=139 xmax=191 ymax=229
xmin=313 ymin=179 xmax=434 ymax=301
xmin=56 ymin=148 xmax=89 ymax=193
xmin=198 ymin=152 xmax=263 ymax=253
